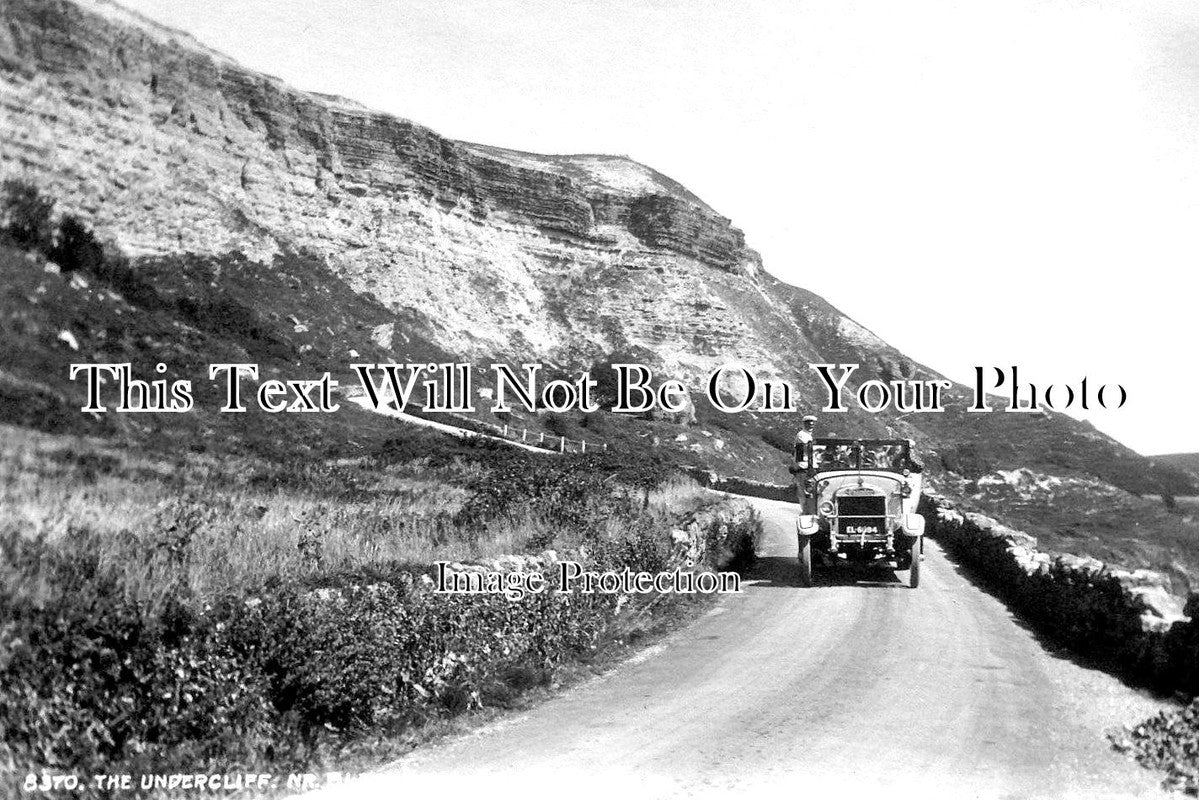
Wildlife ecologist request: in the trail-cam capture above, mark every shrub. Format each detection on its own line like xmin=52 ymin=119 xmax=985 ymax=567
xmin=49 ymin=214 xmax=105 ymax=275
xmin=1113 ymin=698 xmax=1199 ymax=794
xmin=760 ymin=425 xmax=794 ymax=454
xmin=0 ymin=488 xmax=759 ymax=795
xmin=706 ymin=506 xmax=761 ymax=571
xmin=0 ymin=529 xmax=279 ymax=784
xmin=91 ymin=250 xmax=164 ymax=309
xmin=1 ymin=179 xmax=55 ymax=251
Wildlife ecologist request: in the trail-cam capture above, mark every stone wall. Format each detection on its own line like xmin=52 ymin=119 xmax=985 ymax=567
xmin=685 ymin=478 xmax=1199 ymax=695
xmin=687 ymin=469 xmax=796 ymax=503
xmin=923 ymin=495 xmax=1198 ymax=695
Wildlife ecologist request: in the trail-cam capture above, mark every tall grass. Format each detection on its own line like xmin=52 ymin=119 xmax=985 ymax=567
xmin=0 ymin=427 xmax=749 ymax=793
xmin=0 ymin=426 xmax=716 ymax=616
xmin=0 ymin=427 xmax=489 ymax=615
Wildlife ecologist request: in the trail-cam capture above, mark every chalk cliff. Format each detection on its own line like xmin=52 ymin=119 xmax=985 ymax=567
xmin=1 ymin=0 xmax=1193 ymax=502
xmin=0 ymin=0 xmax=798 ymax=371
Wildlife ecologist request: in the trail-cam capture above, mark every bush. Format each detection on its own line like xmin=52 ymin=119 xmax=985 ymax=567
xmin=453 ymin=450 xmax=676 ymax=530
xmin=0 ymin=182 xmax=164 ymax=309
xmin=760 ymin=426 xmax=794 ymax=454
xmin=0 ymin=529 xmax=280 ymax=772
xmin=705 ymin=506 xmax=761 ymax=571
xmin=1 ymin=179 xmax=55 ymax=251
xmin=49 ymin=214 xmax=105 ymax=275
xmin=0 ymin=480 xmax=760 ymax=795
xmin=1113 ymin=698 xmax=1199 ymax=794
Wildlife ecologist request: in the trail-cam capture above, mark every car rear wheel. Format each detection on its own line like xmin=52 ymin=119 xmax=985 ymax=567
xmin=798 ymin=536 xmax=813 ymax=587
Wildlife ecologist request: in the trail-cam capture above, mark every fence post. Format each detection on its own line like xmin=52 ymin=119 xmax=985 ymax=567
xmin=522 ymin=429 xmax=527 ymax=442
xmin=539 ymin=432 xmax=545 ymax=444
xmin=604 ymin=443 xmax=608 ymax=452
xmin=560 ymin=436 xmax=565 ymax=452
xmin=581 ymin=440 xmax=586 ymax=454
xmin=502 ymin=424 xmax=508 ymax=437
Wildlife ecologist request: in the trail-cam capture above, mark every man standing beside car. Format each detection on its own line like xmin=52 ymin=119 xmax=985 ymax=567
xmin=793 ymin=414 xmax=817 ymax=469
xmin=791 ymin=415 xmax=818 ymax=513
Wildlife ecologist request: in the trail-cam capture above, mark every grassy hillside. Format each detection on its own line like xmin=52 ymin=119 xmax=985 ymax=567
xmin=1153 ymin=453 xmax=1199 ymax=484
xmin=2 ymin=177 xmax=1196 ymax=793
xmin=0 ymin=181 xmax=804 ymax=480
xmin=0 ymin=419 xmax=762 ymax=794
xmin=954 ymin=467 xmax=1199 ymax=593
xmin=0 ymin=183 xmax=772 ymax=791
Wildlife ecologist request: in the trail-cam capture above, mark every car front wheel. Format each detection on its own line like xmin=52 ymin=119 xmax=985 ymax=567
xmin=798 ymin=536 xmax=813 ymax=587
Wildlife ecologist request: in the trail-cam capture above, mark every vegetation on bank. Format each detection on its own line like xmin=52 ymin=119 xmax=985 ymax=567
xmin=0 ymin=425 xmax=760 ymax=796
xmin=2 ymin=177 xmax=1195 ymax=794
xmin=0 ymin=179 xmax=767 ymax=793
xmin=1112 ymin=697 xmax=1199 ymax=795
xmin=953 ymin=470 xmax=1199 ymax=596
xmin=0 ymin=179 xmax=810 ymax=486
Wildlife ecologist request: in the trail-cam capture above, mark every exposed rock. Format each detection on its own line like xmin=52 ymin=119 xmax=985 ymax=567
xmin=0 ymin=0 xmax=767 ymax=367
xmin=55 ymin=330 xmax=79 ymax=351
xmin=646 ymin=390 xmax=696 ymax=425
xmin=370 ymin=322 xmax=394 ymax=350
xmin=0 ymin=0 xmax=1185 ymax=503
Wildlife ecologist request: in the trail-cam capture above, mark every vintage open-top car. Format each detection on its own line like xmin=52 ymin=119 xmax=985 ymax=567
xmin=793 ymin=438 xmax=925 ymax=588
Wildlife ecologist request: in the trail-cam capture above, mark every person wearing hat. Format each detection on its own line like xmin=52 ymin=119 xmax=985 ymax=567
xmin=793 ymin=415 xmax=817 ymax=470
xmin=791 ymin=415 xmax=819 ymax=514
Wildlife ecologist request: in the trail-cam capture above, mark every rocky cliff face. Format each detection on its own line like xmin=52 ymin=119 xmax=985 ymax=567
xmin=1 ymin=0 xmax=1194 ymax=497
xmin=0 ymin=0 xmax=773 ymax=365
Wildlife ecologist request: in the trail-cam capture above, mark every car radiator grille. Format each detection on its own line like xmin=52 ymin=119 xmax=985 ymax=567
xmin=836 ymin=495 xmax=886 ymax=517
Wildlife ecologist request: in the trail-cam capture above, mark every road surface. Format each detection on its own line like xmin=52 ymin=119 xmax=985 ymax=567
xmin=308 ymin=497 xmax=1173 ymax=800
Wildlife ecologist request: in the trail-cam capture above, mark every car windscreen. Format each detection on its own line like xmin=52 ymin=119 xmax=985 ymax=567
xmin=811 ymin=442 xmax=910 ymax=471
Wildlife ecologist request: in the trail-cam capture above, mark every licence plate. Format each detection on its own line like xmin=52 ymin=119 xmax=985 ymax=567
xmin=840 ymin=521 xmax=882 ymax=536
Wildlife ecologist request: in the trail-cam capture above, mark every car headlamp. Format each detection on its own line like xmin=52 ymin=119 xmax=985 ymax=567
xmin=900 ymin=482 xmax=912 ymax=497
xmin=819 ymin=500 xmax=834 ymax=515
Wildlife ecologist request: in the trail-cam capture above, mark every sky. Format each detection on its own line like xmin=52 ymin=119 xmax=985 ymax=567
xmin=117 ymin=0 xmax=1199 ymax=455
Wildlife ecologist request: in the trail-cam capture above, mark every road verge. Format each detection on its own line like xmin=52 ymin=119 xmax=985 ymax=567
xmin=920 ymin=494 xmax=1195 ymax=694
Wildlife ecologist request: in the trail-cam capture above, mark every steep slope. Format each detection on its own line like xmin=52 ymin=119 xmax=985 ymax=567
xmin=0 ymin=0 xmax=926 ymax=389
xmin=1154 ymin=454 xmax=1199 ymax=485
xmin=0 ymin=0 xmax=759 ymax=364
xmin=0 ymin=0 xmax=1193 ymax=501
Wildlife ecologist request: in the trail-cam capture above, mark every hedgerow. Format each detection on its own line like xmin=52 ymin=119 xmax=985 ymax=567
xmin=1 ymin=470 xmax=755 ymax=797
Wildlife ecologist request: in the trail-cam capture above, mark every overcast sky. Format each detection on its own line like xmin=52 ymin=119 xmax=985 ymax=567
xmin=119 ymin=0 xmax=1199 ymax=455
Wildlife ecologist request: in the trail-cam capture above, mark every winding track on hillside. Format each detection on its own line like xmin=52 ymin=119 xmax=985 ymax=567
xmin=308 ymin=498 xmax=1172 ymax=800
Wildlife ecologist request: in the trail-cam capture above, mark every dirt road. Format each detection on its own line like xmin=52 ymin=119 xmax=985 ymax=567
xmin=308 ymin=497 xmax=1173 ymax=799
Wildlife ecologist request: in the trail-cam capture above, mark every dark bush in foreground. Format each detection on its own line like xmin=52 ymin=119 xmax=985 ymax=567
xmin=1111 ymin=699 xmax=1199 ymax=794
xmin=0 ymin=533 xmax=617 ymax=792
xmin=0 ymin=484 xmax=755 ymax=797
xmin=49 ymin=214 xmax=105 ymax=275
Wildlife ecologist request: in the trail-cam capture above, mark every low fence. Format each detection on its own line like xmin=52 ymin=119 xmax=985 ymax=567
xmin=495 ymin=423 xmax=607 ymax=455
xmin=402 ymin=408 xmax=608 ymax=454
